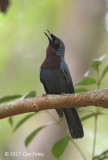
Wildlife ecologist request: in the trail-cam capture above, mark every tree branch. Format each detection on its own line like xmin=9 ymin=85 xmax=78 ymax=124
xmin=0 ymin=89 xmax=108 ymax=119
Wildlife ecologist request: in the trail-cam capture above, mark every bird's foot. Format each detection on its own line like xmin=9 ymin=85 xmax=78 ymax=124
xmin=61 ymin=92 xmax=66 ymax=95
xmin=42 ymin=93 xmax=47 ymax=96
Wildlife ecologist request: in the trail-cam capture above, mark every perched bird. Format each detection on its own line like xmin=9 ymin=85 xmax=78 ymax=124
xmin=40 ymin=30 xmax=84 ymax=138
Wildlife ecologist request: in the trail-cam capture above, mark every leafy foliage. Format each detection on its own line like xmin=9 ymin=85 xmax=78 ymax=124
xmin=81 ymin=113 xmax=102 ymax=122
xmin=92 ymin=61 xmax=101 ymax=70
xmin=24 ymin=121 xmax=56 ymax=148
xmin=76 ymin=77 xmax=97 ymax=86
xmin=13 ymin=113 xmax=35 ymax=132
xmin=8 ymin=117 xmax=13 ymax=127
xmin=52 ymin=136 xmax=70 ymax=159
xmin=100 ymin=65 xmax=108 ymax=81
xmin=0 ymin=91 xmax=36 ymax=104
xmin=0 ymin=95 xmax=22 ymax=104
xmin=57 ymin=115 xmax=65 ymax=124
xmin=25 ymin=126 xmax=45 ymax=147
xmin=0 ymin=91 xmax=36 ymax=129
xmin=93 ymin=150 xmax=108 ymax=160
xmin=91 ymin=55 xmax=106 ymax=70
xmin=20 ymin=91 xmax=36 ymax=100
xmin=75 ymin=88 xmax=88 ymax=93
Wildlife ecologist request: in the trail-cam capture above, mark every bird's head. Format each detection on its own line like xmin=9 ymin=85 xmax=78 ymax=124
xmin=44 ymin=30 xmax=65 ymax=58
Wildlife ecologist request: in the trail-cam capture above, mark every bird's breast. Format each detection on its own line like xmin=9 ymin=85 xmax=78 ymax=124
xmin=40 ymin=68 xmax=66 ymax=94
xmin=41 ymin=55 xmax=61 ymax=70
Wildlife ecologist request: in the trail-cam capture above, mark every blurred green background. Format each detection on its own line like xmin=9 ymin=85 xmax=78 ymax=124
xmin=0 ymin=0 xmax=108 ymax=160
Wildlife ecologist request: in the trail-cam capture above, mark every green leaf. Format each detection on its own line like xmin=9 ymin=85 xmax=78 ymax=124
xmin=91 ymin=54 xmax=106 ymax=70
xmin=92 ymin=61 xmax=101 ymax=70
xmin=52 ymin=136 xmax=70 ymax=159
xmin=81 ymin=113 xmax=96 ymax=121
xmin=8 ymin=117 xmax=13 ymax=127
xmin=100 ymin=65 xmax=108 ymax=81
xmin=0 ymin=95 xmax=22 ymax=104
xmin=81 ymin=113 xmax=102 ymax=122
xmin=24 ymin=91 xmax=36 ymax=98
xmin=13 ymin=113 xmax=35 ymax=132
xmin=25 ymin=126 xmax=45 ymax=147
xmin=93 ymin=149 xmax=108 ymax=160
xmin=0 ymin=91 xmax=36 ymax=104
xmin=57 ymin=115 xmax=65 ymax=124
xmin=75 ymin=88 xmax=88 ymax=93
xmin=76 ymin=78 xmax=97 ymax=86
xmin=22 ymin=91 xmax=36 ymax=99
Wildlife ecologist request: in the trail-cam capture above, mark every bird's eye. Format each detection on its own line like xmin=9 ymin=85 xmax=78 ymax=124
xmin=54 ymin=40 xmax=59 ymax=44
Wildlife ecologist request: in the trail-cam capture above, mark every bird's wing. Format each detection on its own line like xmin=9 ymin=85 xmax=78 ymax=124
xmin=42 ymin=81 xmax=49 ymax=93
xmin=40 ymin=69 xmax=49 ymax=93
xmin=41 ymin=76 xmax=63 ymax=117
xmin=60 ymin=61 xmax=84 ymax=138
xmin=40 ymin=69 xmax=63 ymax=118
xmin=60 ymin=60 xmax=74 ymax=93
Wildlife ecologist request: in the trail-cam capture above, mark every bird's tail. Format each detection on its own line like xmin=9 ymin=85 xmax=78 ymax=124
xmin=64 ymin=108 xmax=84 ymax=139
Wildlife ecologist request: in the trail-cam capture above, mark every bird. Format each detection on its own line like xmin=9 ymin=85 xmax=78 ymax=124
xmin=40 ymin=30 xmax=84 ymax=138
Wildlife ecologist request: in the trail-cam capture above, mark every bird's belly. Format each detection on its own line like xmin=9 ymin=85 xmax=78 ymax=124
xmin=40 ymin=69 xmax=69 ymax=94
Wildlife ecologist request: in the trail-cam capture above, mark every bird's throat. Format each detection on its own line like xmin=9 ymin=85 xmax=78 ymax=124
xmin=46 ymin=46 xmax=56 ymax=56
xmin=41 ymin=46 xmax=61 ymax=70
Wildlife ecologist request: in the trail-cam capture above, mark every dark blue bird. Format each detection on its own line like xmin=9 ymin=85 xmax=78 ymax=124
xmin=40 ymin=30 xmax=84 ymax=138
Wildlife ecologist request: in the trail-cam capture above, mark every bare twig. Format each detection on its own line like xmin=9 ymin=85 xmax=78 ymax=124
xmin=0 ymin=89 xmax=108 ymax=119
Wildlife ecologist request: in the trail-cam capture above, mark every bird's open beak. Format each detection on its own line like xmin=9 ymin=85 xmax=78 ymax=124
xmin=44 ymin=30 xmax=56 ymax=45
